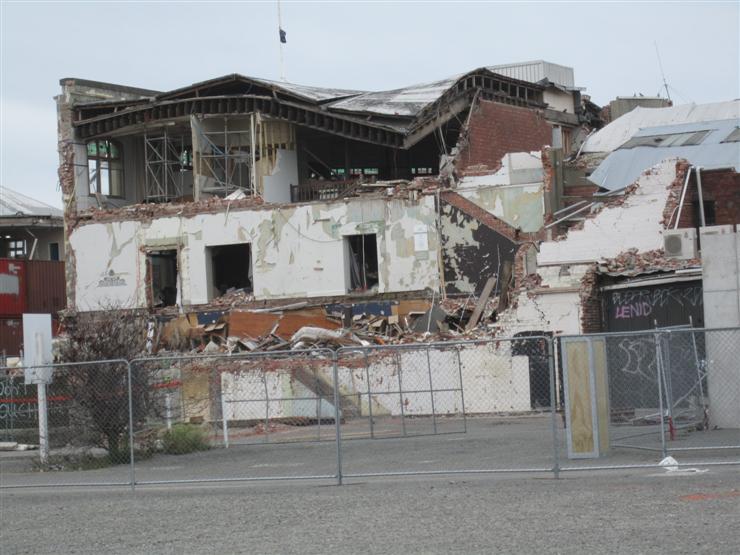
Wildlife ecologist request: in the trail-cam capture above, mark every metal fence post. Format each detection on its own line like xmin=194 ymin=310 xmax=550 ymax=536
xmin=547 ymin=337 xmax=560 ymax=479
xmin=395 ymin=351 xmax=407 ymax=437
xmin=426 ymin=345 xmax=437 ymax=434
xmin=455 ymin=347 xmax=467 ymax=433
xmin=126 ymin=361 xmax=136 ymax=492
xmin=653 ymin=333 xmax=668 ymax=458
xmin=221 ymin=389 xmax=229 ymax=449
xmin=364 ymin=351 xmax=374 ymax=439
xmin=332 ymin=351 xmax=343 ymax=486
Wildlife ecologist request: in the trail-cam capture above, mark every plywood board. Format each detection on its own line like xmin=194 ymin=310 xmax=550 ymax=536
xmin=564 ymin=339 xmax=595 ymax=456
xmin=394 ymin=300 xmax=431 ymax=316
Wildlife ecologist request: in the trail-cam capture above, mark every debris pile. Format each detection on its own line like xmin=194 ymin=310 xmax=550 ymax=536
xmin=155 ymin=294 xmax=503 ymax=355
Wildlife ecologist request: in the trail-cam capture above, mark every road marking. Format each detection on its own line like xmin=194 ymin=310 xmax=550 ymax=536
xmin=680 ymin=490 xmax=740 ymax=502
xmin=250 ymin=462 xmax=304 ymax=468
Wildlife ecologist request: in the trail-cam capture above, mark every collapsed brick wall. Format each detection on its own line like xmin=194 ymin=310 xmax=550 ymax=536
xmin=455 ymin=100 xmax=552 ymax=175
xmin=671 ymin=169 xmax=740 ymax=229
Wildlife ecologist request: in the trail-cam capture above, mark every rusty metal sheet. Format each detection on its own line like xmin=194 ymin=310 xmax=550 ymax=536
xmin=0 ymin=317 xmax=23 ymax=356
xmin=25 ymin=260 xmax=66 ymax=315
xmin=228 ymin=311 xmax=280 ymax=339
xmin=275 ymin=309 xmax=340 ymax=340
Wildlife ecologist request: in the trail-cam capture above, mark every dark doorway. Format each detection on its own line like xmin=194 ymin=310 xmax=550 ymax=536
xmin=148 ymin=250 xmax=178 ymax=307
xmin=209 ymin=243 xmax=252 ymax=297
xmin=345 ymin=234 xmax=379 ymax=292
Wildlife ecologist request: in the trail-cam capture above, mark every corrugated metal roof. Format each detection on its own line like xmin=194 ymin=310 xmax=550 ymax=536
xmin=327 ymin=74 xmax=462 ymax=117
xmin=487 ymin=60 xmax=575 ymax=88
xmin=0 ymin=186 xmax=63 ymax=218
xmin=248 ymin=76 xmax=365 ymax=103
xmin=588 ymin=119 xmax=740 ymax=191
xmin=582 ymin=100 xmax=740 ymax=153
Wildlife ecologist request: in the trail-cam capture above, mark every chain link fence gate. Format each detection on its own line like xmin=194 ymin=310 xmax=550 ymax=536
xmin=334 ymin=336 xmax=559 ymax=479
xmin=555 ymin=328 xmax=740 ymax=472
xmin=1 ymin=328 xmax=738 ymax=490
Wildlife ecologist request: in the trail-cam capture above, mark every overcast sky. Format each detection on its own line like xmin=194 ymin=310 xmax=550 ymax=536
xmin=1 ymin=0 xmax=738 ymax=208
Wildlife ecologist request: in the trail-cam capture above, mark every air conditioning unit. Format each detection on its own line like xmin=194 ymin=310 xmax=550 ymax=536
xmin=663 ymin=228 xmax=698 ymax=260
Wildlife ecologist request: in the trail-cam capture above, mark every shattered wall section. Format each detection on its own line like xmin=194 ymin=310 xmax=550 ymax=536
xmin=455 ymin=100 xmax=552 ymax=175
xmin=439 ymin=193 xmax=518 ymax=295
xmin=538 ymin=159 xmax=683 ymax=265
xmin=455 ymin=151 xmax=546 ymax=232
xmin=497 ymin=160 xmax=688 ymax=337
xmin=68 ymin=195 xmax=441 ymax=311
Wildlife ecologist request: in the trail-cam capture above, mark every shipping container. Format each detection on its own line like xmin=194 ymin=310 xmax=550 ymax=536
xmin=0 ymin=259 xmax=27 ymax=316
xmin=25 ymin=260 xmax=66 ymax=315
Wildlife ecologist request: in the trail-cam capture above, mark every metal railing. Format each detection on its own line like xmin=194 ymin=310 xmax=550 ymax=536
xmin=1 ymin=328 xmax=737 ymax=490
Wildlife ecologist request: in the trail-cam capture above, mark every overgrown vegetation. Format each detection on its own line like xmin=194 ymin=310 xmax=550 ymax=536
xmin=161 ymin=424 xmax=211 ymax=455
xmin=57 ymin=308 xmax=151 ymax=464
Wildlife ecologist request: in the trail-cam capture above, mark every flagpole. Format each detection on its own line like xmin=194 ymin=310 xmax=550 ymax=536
xmin=277 ymin=0 xmax=286 ymax=81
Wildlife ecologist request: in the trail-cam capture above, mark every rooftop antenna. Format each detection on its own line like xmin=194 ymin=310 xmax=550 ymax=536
xmin=277 ymin=0 xmax=287 ymax=81
xmin=654 ymin=41 xmax=671 ymax=101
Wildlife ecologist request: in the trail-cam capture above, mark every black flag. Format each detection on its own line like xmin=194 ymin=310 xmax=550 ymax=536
xmin=279 ymin=28 xmax=286 ymax=43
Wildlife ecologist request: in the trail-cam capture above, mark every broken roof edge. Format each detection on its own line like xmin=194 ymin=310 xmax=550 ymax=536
xmin=59 ymin=77 xmax=160 ymax=98
xmin=155 ymin=73 xmax=366 ymax=104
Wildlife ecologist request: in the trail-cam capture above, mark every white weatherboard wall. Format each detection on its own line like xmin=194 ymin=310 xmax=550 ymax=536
xmin=700 ymin=225 xmax=740 ymax=428
xmin=69 ymin=195 xmax=440 ymax=310
xmin=220 ymin=343 xmax=533 ymax=422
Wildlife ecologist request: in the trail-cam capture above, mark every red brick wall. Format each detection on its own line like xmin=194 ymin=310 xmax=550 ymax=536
xmin=674 ymin=169 xmax=740 ymax=228
xmin=456 ymin=100 xmax=552 ymax=174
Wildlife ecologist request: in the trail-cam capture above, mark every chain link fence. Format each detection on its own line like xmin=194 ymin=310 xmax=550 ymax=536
xmin=1 ymin=328 xmax=738 ymax=489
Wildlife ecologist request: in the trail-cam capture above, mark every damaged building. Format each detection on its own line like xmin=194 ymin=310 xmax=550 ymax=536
xmin=57 ymin=61 xmax=598 ymax=323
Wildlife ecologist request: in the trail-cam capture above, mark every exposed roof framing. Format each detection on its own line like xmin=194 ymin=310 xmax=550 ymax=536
xmin=73 ymin=68 xmax=546 ymax=149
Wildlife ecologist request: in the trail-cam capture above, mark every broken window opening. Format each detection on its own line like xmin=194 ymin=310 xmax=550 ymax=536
xmin=345 ymin=234 xmax=379 ymax=293
xmin=87 ymin=139 xmax=124 ymax=197
xmin=208 ymin=243 xmax=253 ymax=299
xmin=148 ymin=250 xmax=178 ymax=307
xmin=191 ymin=115 xmax=255 ymax=199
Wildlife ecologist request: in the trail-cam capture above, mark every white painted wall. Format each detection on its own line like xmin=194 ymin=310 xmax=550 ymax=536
xmin=69 ymin=195 xmax=441 ymax=310
xmin=700 ymin=225 xmax=740 ymax=428
xmin=456 ymin=151 xmax=545 ymax=232
xmin=262 ymin=149 xmax=298 ymax=204
xmin=544 ymin=88 xmax=576 ymax=114
xmin=221 ymin=343 xmax=534 ymax=421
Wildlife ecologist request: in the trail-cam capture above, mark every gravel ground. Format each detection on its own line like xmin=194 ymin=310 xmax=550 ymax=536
xmin=1 ymin=467 xmax=739 ymax=555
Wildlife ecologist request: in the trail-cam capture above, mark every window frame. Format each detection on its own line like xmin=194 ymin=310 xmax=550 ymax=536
xmin=87 ymin=139 xmax=125 ymax=198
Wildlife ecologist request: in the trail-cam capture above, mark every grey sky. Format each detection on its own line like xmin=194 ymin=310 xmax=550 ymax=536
xmin=1 ymin=0 xmax=738 ymax=208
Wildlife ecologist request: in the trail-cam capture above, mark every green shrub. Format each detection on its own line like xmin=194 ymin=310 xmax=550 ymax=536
xmin=162 ymin=424 xmax=210 ymax=455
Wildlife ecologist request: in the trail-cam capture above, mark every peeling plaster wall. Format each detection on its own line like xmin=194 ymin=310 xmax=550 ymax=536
xmin=456 ymin=152 xmax=545 ymax=232
xmin=68 ymin=195 xmax=440 ymax=311
xmin=498 ymin=290 xmax=583 ymax=336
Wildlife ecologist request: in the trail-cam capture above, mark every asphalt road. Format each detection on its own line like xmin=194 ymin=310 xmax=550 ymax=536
xmin=1 ymin=467 xmax=739 ymax=555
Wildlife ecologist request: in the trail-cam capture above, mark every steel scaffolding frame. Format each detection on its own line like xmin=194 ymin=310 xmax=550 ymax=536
xmin=144 ymin=131 xmax=191 ymax=202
